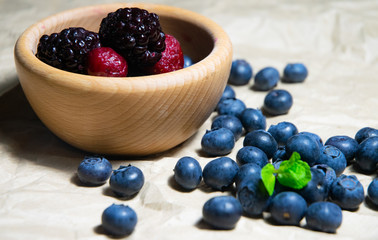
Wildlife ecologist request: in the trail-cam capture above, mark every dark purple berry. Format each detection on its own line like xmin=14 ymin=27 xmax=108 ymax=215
xmin=99 ymin=7 xmax=166 ymax=67
xmin=36 ymin=27 xmax=101 ymax=74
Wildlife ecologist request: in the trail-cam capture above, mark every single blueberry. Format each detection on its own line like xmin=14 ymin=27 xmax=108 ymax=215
xmin=312 ymin=164 xmax=337 ymax=191
xmin=228 ymin=59 xmax=253 ymax=86
xmin=101 ymin=204 xmax=137 ymax=236
xmin=201 ymin=128 xmax=235 ymax=156
xmin=239 ymin=108 xmax=266 ymax=132
xmin=282 ymin=63 xmax=308 ymax=83
xmin=253 ymin=67 xmax=279 ymax=91
xmin=268 ymin=121 xmax=298 ymax=146
xmin=173 ymin=156 xmax=202 ymax=190
xmin=109 ymin=165 xmax=144 ymax=198
xmin=329 ymin=174 xmax=365 ymax=210
xmin=243 ymin=130 xmax=278 ymax=159
xmin=285 ymin=133 xmax=320 ymax=166
xmin=263 ymin=89 xmax=293 ymax=116
xmin=355 ymin=127 xmax=378 ymax=144
xmin=202 ymin=196 xmax=243 ymax=230
xmin=217 ymin=98 xmax=246 ymax=119
xmin=236 ymin=146 xmax=269 ymax=167
xmin=183 ymin=55 xmax=193 ymax=68
xmin=305 ymin=202 xmax=342 ymax=233
xmin=367 ymin=178 xmax=378 ymax=206
xmin=220 ymin=85 xmax=236 ymax=101
xmin=325 ymin=135 xmax=358 ymax=164
xmin=211 ymin=115 xmax=243 ymax=140
xmin=317 ymin=145 xmax=347 ymax=176
xmin=237 ymin=175 xmax=271 ymax=216
xmin=297 ymin=168 xmax=329 ymax=204
xmin=269 ymin=191 xmax=307 ymax=225
xmin=234 ymin=163 xmax=262 ymax=189
xmin=272 ymin=146 xmax=288 ymax=163
xmin=202 ymin=157 xmax=239 ymax=191
xmin=77 ymin=156 xmax=113 ymax=186
xmin=298 ymin=131 xmax=323 ymax=149
xmin=355 ymin=136 xmax=378 ymax=173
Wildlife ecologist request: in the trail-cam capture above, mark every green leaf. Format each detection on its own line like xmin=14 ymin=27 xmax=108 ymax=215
xmin=288 ymin=151 xmax=301 ymax=162
xmin=261 ymin=163 xmax=276 ymax=196
xmin=277 ymin=152 xmax=311 ymax=189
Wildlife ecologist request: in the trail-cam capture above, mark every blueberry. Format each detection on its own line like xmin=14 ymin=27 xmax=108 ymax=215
xmin=312 ymin=164 xmax=337 ymax=191
xmin=183 ymin=55 xmax=193 ymax=68
xmin=272 ymin=146 xmax=288 ymax=163
xmin=202 ymin=157 xmax=239 ymax=191
xmin=305 ymin=202 xmax=342 ymax=233
xmin=236 ymin=146 xmax=268 ymax=167
xmin=101 ymin=204 xmax=137 ymax=236
xmin=109 ymin=165 xmax=144 ymax=198
xmin=243 ymin=130 xmax=278 ymax=159
xmin=355 ymin=136 xmax=378 ymax=173
xmin=268 ymin=121 xmax=298 ymax=146
xmin=329 ymin=174 xmax=364 ymax=210
xmin=211 ymin=115 xmax=243 ymax=140
xmin=282 ymin=63 xmax=308 ymax=83
xmin=269 ymin=191 xmax=307 ymax=225
xmin=263 ymin=89 xmax=293 ymax=116
xmin=220 ymin=85 xmax=236 ymax=101
xmin=173 ymin=157 xmax=202 ymax=190
xmin=239 ymin=108 xmax=266 ymax=132
xmin=325 ymin=135 xmax=358 ymax=163
xmin=77 ymin=156 xmax=112 ymax=186
xmin=228 ymin=59 xmax=253 ymax=86
xmin=202 ymin=196 xmax=243 ymax=230
xmin=355 ymin=127 xmax=378 ymax=144
xmin=234 ymin=163 xmax=262 ymax=189
xmin=367 ymin=178 xmax=378 ymax=206
xmin=285 ymin=133 xmax=320 ymax=166
xmin=298 ymin=131 xmax=323 ymax=149
xmin=237 ymin=174 xmax=271 ymax=216
xmin=201 ymin=128 xmax=235 ymax=156
xmin=297 ymin=168 xmax=329 ymax=204
xmin=317 ymin=145 xmax=347 ymax=176
xmin=217 ymin=98 xmax=246 ymax=118
xmin=253 ymin=67 xmax=279 ymax=91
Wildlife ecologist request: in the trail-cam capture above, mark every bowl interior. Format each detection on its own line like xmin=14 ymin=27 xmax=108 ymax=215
xmin=29 ymin=4 xmax=214 ymax=67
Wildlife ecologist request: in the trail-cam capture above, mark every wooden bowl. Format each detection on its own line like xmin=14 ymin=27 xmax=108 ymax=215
xmin=14 ymin=3 xmax=232 ymax=156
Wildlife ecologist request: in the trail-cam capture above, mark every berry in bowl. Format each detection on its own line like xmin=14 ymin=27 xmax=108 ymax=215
xmin=14 ymin=3 xmax=232 ymax=155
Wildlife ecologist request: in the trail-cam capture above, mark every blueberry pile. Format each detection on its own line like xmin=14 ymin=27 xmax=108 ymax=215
xmin=172 ymin=59 xmax=378 ymax=233
xmin=76 ymin=156 xmax=144 ymax=237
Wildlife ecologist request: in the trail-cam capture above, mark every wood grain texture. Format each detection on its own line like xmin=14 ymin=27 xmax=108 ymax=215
xmin=14 ymin=3 xmax=232 ymax=155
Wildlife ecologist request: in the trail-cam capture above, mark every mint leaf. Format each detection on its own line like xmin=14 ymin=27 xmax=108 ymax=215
xmin=261 ymin=163 xmax=276 ymax=196
xmin=277 ymin=152 xmax=311 ymax=189
xmin=288 ymin=151 xmax=301 ymax=162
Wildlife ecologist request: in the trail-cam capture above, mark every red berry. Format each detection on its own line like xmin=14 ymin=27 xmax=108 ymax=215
xmin=147 ymin=34 xmax=184 ymax=74
xmin=87 ymin=47 xmax=128 ymax=77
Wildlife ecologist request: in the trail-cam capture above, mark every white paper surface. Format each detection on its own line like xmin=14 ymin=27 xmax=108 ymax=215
xmin=0 ymin=0 xmax=377 ymax=239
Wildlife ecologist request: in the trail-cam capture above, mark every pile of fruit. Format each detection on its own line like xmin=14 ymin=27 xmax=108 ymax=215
xmin=189 ymin=59 xmax=378 ymax=232
xmin=35 ymin=7 xmax=186 ymax=77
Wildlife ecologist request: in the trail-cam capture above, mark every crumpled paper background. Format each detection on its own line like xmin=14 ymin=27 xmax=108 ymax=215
xmin=0 ymin=0 xmax=377 ymax=239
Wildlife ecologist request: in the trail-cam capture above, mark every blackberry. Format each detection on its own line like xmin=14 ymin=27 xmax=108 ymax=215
xmin=36 ymin=27 xmax=101 ymax=74
xmin=99 ymin=7 xmax=166 ymax=67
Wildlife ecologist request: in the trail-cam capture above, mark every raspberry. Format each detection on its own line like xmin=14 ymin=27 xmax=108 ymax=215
xmin=99 ymin=7 xmax=166 ymax=67
xmin=87 ymin=47 xmax=128 ymax=77
xmin=36 ymin=27 xmax=101 ymax=74
xmin=147 ymin=34 xmax=184 ymax=74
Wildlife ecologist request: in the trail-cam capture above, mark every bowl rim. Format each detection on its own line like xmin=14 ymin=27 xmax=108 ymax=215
xmin=14 ymin=3 xmax=232 ymax=94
